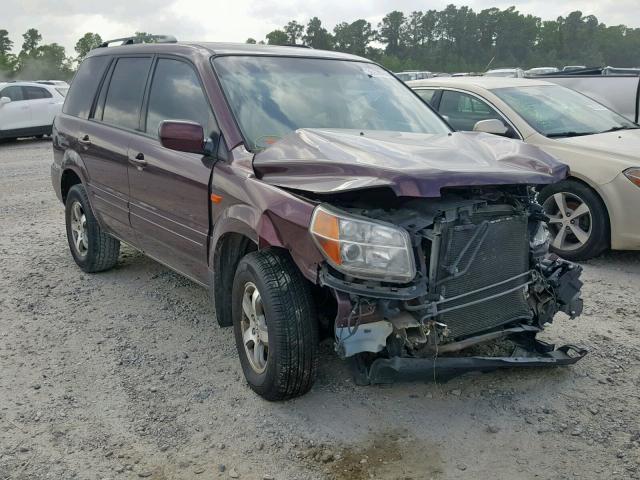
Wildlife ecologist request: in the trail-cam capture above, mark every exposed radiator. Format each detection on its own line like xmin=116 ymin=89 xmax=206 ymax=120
xmin=432 ymin=209 xmax=532 ymax=339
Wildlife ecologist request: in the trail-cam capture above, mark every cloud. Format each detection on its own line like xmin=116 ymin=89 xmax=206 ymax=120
xmin=3 ymin=0 xmax=639 ymax=56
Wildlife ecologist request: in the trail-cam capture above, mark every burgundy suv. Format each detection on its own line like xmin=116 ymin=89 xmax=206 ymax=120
xmin=52 ymin=39 xmax=586 ymax=400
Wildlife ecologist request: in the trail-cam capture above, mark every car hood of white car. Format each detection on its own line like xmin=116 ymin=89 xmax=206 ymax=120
xmin=554 ymin=129 xmax=640 ymax=164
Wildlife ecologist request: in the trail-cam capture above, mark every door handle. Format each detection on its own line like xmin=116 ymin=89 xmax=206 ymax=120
xmin=78 ymin=134 xmax=91 ymax=145
xmin=129 ymin=152 xmax=148 ymax=170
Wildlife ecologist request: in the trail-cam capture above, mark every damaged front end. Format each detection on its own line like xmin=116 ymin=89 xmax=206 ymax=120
xmin=310 ymin=185 xmax=586 ymax=384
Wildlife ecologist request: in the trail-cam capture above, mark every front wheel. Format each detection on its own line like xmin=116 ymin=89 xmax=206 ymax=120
xmin=65 ymin=184 xmax=120 ymax=272
xmin=538 ymin=180 xmax=609 ymax=261
xmin=232 ymin=249 xmax=319 ymax=401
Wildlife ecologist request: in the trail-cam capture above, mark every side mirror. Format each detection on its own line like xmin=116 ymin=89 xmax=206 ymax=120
xmin=0 ymin=97 xmax=11 ymax=106
xmin=473 ymin=119 xmax=509 ymax=136
xmin=159 ymin=120 xmax=207 ymax=154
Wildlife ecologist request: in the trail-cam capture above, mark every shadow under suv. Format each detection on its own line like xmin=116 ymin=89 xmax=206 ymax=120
xmin=52 ymin=39 xmax=586 ymax=400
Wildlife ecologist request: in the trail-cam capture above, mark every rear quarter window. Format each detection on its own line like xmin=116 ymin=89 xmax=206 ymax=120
xmin=63 ymin=55 xmax=110 ymax=118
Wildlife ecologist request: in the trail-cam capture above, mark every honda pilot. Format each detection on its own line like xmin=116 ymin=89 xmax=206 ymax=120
xmin=51 ymin=38 xmax=585 ymax=400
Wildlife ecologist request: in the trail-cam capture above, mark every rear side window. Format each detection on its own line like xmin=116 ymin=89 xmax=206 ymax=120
xmin=0 ymin=85 xmax=24 ymax=101
xmin=63 ymin=55 xmax=110 ymax=118
xmin=102 ymin=57 xmax=152 ymax=130
xmin=145 ymin=58 xmax=217 ymax=138
xmin=415 ymin=89 xmax=437 ymax=104
xmin=24 ymin=86 xmax=52 ymax=100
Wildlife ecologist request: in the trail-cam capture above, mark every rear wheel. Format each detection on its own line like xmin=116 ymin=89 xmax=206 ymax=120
xmin=538 ymin=180 xmax=609 ymax=261
xmin=65 ymin=184 xmax=120 ymax=272
xmin=232 ymin=249 xmax=318 ymax=400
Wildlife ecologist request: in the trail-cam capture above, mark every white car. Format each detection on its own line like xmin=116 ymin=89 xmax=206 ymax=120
xmin=485 ymin=68 xmax=525 ymax=78
xmin=0 ymin=81 xmax=66 ymax=141
xmin=409 ymin=77 xmax=640 ymax=260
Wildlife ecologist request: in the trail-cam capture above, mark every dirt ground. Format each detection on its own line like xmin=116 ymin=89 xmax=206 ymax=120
xmin=1 ymin=137 xmax=640 ymax=480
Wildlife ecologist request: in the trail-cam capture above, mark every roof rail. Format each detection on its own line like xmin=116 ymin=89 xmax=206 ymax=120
xmin=97 ymin=34 xmax=178 ymax=48
xmin=281 ymin=44 xmax=312 ymax=49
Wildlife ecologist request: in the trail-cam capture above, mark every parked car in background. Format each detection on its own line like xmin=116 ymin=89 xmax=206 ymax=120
xmin=485 ymin=68 xmax=525 ymax=78
xmin=35 ymin=80 xmax=70 ymax=98
xmin=525 ymin=67 xmax=559 ymax=76
xmin=51 ymin=40 xmax=584 ymax=400
xmin=563 ymin=65 xmax=587 ymax=72
xmin=409 ymin=76 xmax=640 ymax=260
xmin=0 ymin=81 xmax=65 ymax=141
xmin=542 ymin=71 xmax=640 ymax=123
xmin=395 ymin=70 xmax=432 ymax=82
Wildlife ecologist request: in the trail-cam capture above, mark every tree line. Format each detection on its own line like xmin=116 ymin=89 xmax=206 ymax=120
xmin=0 ymin=30 xmax=154 ymax=81
xmin=251 ymin=6 xmax=640 ymax=72
xmin=1 ymin=6 xmax=639 ymax=81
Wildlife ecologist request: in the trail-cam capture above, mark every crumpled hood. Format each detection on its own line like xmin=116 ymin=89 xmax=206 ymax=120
xmin=253 ymin=129 xmax=568 ymax=197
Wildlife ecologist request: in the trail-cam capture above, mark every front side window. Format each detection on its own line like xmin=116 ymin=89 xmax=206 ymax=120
xmin=213 ymin=56 xmax=450 ymax=150
xmin=145 ymin=59 xmax=217 ymax=138
xmin=63 ymin=55 xmax=110 ymax=118
xmin=24 ymin=86 xmax=52 ymax=100
xmin=493 ymin=85 xmax=638 ymax=137
xmin=1 ymin=85 xmax=24 ymax=101
xmin=102 ymin=57 xmax=152 ymax=130
xmin=439 ymin=90 xmax=502 ymax=131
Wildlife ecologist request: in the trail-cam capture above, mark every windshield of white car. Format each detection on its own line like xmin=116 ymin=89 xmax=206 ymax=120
xmin=213 ymin=56 xmax=450 ymax=150
xmin=492 ymin=85 xmax=638 ymax=138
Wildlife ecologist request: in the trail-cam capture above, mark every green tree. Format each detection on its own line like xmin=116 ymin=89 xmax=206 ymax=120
xmin=75 ymin=32 xmax=103 ymax=60
xmin=303 ymin=17 xmax=333 ymax=49
xmin=0 ymin=29 xmax=13 ymax=56
xmin=266 ymin=29 xmax=288 ymax=46
xmin=20 ymin=28 xmax=42 ymax=58
xmin=378 ymin=11 xmax=405 ymax=55
xmin=246 ymin=37 xmax=257 ymax=44
xmin=284 ymin=21 xmax=304 ymax=44
xmin=333 ymin=20 xmax=374 ymax=56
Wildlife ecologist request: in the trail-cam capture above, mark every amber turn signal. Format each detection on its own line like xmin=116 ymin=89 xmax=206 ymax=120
xmin=310 ymin=209 xmax=342 ymax=265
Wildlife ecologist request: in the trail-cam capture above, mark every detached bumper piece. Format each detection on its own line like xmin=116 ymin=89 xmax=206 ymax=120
xmin=350 ymin=338 xmax=587 ymax=385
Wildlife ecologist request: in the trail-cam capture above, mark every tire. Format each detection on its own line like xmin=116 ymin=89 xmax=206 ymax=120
xmin=65 ymin=184 xmax=120 ymax=272
xmin=538 ymin=180 xmax=609 ymax=261
xmin=232 ymin=249 xmax=319 ymax=401
xmin=35 ymin=134 xmax=44 ymax=139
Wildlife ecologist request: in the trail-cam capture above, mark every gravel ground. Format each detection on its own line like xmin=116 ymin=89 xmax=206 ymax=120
xmin=1 ymin=137 xmax=640 ymax=480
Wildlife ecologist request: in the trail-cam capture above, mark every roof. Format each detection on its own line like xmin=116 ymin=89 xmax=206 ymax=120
xmin=407 ymin=76 xmax=555 ymax=90
xmin=87 ymin=41 xmax=369 ymax=62
xmin=0 ymin=81 xmax=60 ymax=88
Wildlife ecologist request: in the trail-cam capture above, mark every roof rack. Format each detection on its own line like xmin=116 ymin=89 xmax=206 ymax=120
xmin=97 ymin=34 xmax=178 ymax=48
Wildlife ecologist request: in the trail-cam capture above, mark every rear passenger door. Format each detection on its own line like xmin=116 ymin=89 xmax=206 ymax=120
xmin=22 ymin=85 xmax=56 ymax=127
xmin=83 ymin=56 xmax=153 ymax=242
xmin=127 ymin=57 xmax=219 ymax=284
xmin=0 ymin=86 xmax=31 ymax=130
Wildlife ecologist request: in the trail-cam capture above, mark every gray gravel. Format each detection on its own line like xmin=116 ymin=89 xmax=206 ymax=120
xmin=1 ymin=137 xmax=640 ymax=479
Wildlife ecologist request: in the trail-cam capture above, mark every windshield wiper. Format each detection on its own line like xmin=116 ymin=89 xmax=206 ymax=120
xmin=598 ymin=125 xmax=640 ymax=134
xmin=547 ymin=131 xmax=596 ymax=138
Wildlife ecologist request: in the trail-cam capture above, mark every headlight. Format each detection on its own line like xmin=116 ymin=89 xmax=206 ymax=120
xmin=530 ymin=222 xmax=550 ymax=248
xmin=624 ymin=168 xmax=640 ymax=188
xmin=310 ymin=205 xmax=416 ymax=283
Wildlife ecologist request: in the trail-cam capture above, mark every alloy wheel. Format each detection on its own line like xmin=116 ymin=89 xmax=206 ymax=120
xmin=70 ymin=201 xmax=89 ymax=257
xmin=543 ymin=192 xmax=592 ymax=251
xmin=240 ymin=282 xmax=269 ymax=374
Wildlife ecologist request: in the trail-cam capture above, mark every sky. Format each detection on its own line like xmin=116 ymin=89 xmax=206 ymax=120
xmin=3 ymin=0 xmax=640 ymax=56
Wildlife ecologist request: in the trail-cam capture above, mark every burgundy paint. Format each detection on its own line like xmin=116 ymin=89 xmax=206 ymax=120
xmin=254 ymin=128 xmax=569 ymax=198
xmin=159 ymin=120 xmax=205 ymax=154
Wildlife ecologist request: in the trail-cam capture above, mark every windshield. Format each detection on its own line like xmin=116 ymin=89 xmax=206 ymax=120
xmin=213 ymin=56 xmax=449 ymax=150
xmin=493 ymin=85 xmax=638 ymax=138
